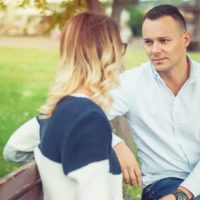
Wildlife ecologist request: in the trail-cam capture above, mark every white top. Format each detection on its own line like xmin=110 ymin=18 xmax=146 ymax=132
xmin=4 ymin=94 xmax=123 ymax=200
xmin=109 ymin=58 xmax=200 ymax=197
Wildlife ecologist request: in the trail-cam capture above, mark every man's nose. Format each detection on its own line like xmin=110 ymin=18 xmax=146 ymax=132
xmin=151 ymin=42 xmax=161 ymax=54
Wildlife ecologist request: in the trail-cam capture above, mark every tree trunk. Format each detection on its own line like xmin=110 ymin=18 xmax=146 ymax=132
xmin=195 ymin=0 xmax=200 ymax=50
xmin=111 ymin=0 xmax=138 ymax=25
xmin=87 ymin=0 xmax=102 ymax=13
xmin=111 ymin=0 xmax=138 ymax=152
xmin=111 ymin=0 xmax=124 ymax=24
xmin=112 ymin=117 xmax=134 ymax=152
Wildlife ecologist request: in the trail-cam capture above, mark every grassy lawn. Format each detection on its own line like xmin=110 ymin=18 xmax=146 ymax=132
xmin=0 ymin=45 xmax=199 ymax=199
xmin=0 ymin=47 xmax=58 ymax=177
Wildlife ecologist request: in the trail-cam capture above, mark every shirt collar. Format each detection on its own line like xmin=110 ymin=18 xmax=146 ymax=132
xmin=187 ymin=56 xmax=200 ymax=83
xmin=150 ymin=62 xmax=161 ymax=82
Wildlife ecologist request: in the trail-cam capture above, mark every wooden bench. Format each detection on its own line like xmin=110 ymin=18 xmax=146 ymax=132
xmin=0 ymin=161 xmax=43 ymax=200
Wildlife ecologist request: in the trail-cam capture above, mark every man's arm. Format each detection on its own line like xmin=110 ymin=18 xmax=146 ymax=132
xmin=3 ymin=117 xmax=40 ymax=163
xmin=161 ymin=161 xmax=200 ymax=199
xmin=179 ymin=161 xmax=200 ymax=198
xmin=108 ymin=72 xmax=142 ymax=186
xmin=114 ymin=142 xmax=141 ymax=186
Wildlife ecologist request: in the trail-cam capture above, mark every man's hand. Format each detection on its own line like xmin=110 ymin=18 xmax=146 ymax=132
xmin=114 ymin=142 xmax=142 ymax=186
xmin=160 ymin=194 xmax=176 ymax=200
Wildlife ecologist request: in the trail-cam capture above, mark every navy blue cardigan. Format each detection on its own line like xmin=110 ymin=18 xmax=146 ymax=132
xmin=38 ymin=96 xmax=121 ymax=175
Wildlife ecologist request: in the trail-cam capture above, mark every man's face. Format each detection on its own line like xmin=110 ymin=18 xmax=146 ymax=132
xmin=142 ymin=16 xmax=190 ymax=73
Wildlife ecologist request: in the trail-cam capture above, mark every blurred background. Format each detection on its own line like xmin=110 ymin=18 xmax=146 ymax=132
xmin=0 ymin=0 xmax=200 ymax=199
xmin=0 ymin=0 xmax=200 ymax=50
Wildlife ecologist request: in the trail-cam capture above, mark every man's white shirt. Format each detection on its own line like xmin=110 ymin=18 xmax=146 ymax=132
xmin=109 ymin=58 xmax=200 ymax=197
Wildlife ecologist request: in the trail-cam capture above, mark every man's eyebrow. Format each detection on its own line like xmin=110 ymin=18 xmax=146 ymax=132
xmin=143 ymin=36 xmax=171 ymax=40
xmin=142 ymin=38 xmax=153 ymax=41
xmin=158 ymin=36 xmax=171 ymax=39
xmin=142 ymin=37 xmax=151 ymax=39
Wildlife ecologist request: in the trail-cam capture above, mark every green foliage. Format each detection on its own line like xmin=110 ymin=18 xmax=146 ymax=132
xmin=18 ymin=0 xmax=48 ymax=10
xmin=0 ymin=0 xmax=6 ymax=10
xmin=1 ymin=0 xmax=89 ymax=32
xmin=126 ymin=7 xmax=144 ymax=36
xmin=124 ymin=184 xmax=142 ymax=200
xmin=48 ymin=0 xmax=89 ymax=31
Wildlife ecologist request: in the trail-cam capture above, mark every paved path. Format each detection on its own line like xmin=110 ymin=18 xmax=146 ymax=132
xmin=0 ymin=36 xmax=144 ymax=50
xmin=0 ymin=36 xmax=59 ymax=49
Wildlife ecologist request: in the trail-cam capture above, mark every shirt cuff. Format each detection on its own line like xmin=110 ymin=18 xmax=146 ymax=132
xmin=112 ymin=133 xmax=124 ymax=148
xmin=180 ymin=174 xmax=200 ymax=198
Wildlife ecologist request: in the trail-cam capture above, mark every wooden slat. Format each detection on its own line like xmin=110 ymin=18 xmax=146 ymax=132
xmin=112 ymin=116 xmax=134 ymax=152
xmin=17 ymin=184 xmax=43 ymax=200
xmin=0 ymin=161 xmax=43 ymax=200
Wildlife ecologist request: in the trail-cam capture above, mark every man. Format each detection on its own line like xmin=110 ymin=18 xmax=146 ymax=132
xmin=110 ymin=4 xmax=200 ymax=200
xmin=3 ymin=4 xmax=200 ymax=200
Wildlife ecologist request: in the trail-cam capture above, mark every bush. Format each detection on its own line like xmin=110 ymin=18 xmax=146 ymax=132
xmin=126 ymin=7 xmax=144 ymax=37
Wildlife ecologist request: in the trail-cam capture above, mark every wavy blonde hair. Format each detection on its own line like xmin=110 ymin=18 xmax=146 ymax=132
xmin=40 ymin=12 xmax=123 ymax=117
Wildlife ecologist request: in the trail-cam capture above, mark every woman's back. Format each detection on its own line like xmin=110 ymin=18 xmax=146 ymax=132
xmin=34 ymin=95 xmax=122 ymax=200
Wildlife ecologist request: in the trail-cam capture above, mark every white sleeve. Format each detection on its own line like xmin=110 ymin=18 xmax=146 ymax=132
xmin=3 ymin=117 xmax=40 ymax=163
xmin=180 ymin=161 xmax=200 ymax=198
xmin=68 ymin=160 xmax=123 ymax=200
xmin=108 ymin=73 xmax=130 ymax=147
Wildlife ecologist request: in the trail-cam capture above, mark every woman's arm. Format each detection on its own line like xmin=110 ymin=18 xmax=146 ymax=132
xmin=3 ymin=117 xmax=40 ymax=163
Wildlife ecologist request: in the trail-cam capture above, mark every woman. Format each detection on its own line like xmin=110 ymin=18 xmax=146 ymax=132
xmin=4 ymin=12 xmax=127 ymax=200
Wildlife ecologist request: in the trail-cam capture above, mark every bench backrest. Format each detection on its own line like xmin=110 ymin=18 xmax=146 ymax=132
xmin=0 ymin=161 xmax=43 ymax=200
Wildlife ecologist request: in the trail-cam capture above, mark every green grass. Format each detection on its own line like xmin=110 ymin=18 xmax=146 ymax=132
xmin=0 ymin=47 xmax=58 ymax=177
xmin=0 ymin=45 xmax=199 ymax=199
xmin=123 ymin=49 xmax=148 ymax=68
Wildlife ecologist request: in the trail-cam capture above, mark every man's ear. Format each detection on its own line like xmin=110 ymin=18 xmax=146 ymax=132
xmin=184 ymin=31 xmax=191 ymax=48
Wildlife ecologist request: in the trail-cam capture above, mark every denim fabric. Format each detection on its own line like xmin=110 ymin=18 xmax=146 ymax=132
xmin=142 ymin=177 xmax=200 ymax=200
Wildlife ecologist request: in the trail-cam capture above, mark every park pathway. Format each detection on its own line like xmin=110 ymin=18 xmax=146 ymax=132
xmin=0 ymin=36 xmax=59 ymax=49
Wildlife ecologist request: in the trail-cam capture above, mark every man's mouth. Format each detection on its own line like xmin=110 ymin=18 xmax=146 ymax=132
xmin=152 ymin=58 xmax=167 ymax=62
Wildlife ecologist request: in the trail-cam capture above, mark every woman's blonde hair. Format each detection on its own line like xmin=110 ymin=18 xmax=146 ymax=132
xmin=40 ymin=12 xmax=123 ymax=117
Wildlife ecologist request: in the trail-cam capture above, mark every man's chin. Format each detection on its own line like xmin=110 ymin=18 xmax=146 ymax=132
xmin=152 ymin=61 xmax=165 ymax=66
xmin=153 ymin=64 xmax=169 ymax=72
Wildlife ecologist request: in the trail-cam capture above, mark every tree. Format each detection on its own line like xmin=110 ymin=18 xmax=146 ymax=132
xmin=0 ymin=0 xmax=138 ymax=26
xmin=111 ymin=0 xmax=138 ymax=24
xmin=127 ymin=6 xmax=144 ymax=36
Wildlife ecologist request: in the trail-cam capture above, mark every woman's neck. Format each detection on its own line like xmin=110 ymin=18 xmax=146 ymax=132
xmin=74 ymin=87 xmax=92 ymax=98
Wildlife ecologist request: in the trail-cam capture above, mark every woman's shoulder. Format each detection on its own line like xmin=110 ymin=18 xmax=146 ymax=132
xmin=55 ymin=95 xmax=107 ymax=120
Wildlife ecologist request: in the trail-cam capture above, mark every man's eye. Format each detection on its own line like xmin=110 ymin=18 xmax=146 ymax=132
xmin=144 ymin=40 xmax=153 ymax=46
xmin=160 ymin=39 xmax=170 ymax=43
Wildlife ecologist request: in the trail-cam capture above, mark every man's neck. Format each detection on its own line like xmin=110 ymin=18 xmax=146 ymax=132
xmin=159 ymin=60 xmax=190 ymax=96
